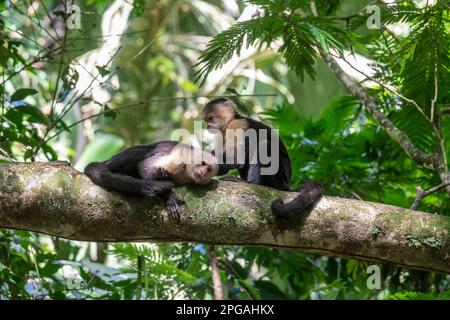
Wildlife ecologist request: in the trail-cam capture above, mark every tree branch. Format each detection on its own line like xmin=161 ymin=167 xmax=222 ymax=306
xmin=0 ymin=162 xmax=449 ymax=274
xmin=308 ymin=1 xmax=444 ymax=177
xmin=411 ymin=182 xmax=450 ymax=210
xmin=208 ymin=245 xmax=224 ymax=300
xmin=319 ymin=52 xmax=441 ymax=171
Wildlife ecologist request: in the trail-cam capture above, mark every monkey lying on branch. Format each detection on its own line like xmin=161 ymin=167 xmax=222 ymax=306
xmin=85 ymin=141 xmax=218 ymax=219
xmin=85 ymin=98 xmax=322 ymax=220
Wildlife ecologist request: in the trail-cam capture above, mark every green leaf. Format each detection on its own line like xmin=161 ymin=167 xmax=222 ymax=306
xmin=96 ymin=65 xmax=111 ymax=77
xmin=254 ymin=280 xmax=289 ymax=299
xmin=103 ymin=104 xmax=118 ymax=119
xmin=319 ymin=95 xmax=361 ymax=138
xmin=388 ymin=291 xmax=450 ymax=300
xmin=238 ymin=279 xmax=261 ymax=299
xmin=0 ymin=46 xmax=9 ymax=67
xmin=40 ymin=261 xmax=62 ymax=277
xmin=4 ymin=108 xmax=24 ymax=128
xmin=42 ymin=144 xmax=58 ymax=161
xmin=16 ymin=105 xmax=48 ymax=124
xmin=261 ymin=104 xmax=302 ymax=137
xmin=195 ymin=15 xmax=283 ymax=85
xmin=10 ymin=88 xmax=38 ymax=102
xmin=279 ymin=22 xmax=316 ymax=80
xmin=23 ymin=149 xmax=33 ymax=160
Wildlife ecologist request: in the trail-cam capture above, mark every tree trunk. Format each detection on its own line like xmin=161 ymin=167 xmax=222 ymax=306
xmin=0 ymin=162 xmax=449 ymax=274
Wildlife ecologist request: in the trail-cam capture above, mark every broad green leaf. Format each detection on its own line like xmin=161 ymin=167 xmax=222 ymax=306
xmin=10 ymin=88 xmax=38 ymax=102
xmin=0 ymin=46 xmax=9 ymax=66
xmin=254 ymin=280 xmax=289 ymax=300
xmin=15 ymin=104 xmax=48 ymax=124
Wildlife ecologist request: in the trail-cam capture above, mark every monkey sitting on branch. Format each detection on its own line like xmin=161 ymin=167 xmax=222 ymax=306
xmin=202 ymin=98 xmax=323 ymax=218
xmin=85 ymin=141 xmax=219 ymax=219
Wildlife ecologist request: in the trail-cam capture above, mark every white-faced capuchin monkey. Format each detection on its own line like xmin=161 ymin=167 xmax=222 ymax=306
xmin=85 ymin=141 xmax=219 ymax=219
xmin=202 ymin=98 xmax=323 ymax=218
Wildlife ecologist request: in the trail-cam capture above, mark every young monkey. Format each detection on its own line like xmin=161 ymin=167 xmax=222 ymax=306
xmin=85 ymin=141 xmax=218 ymax=219
xmin=202 ymin=98 xmax=323 ymax=218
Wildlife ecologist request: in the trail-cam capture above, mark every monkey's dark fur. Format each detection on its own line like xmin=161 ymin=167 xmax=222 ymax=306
xmin=203 ymin=98 xmax=323 ymax=218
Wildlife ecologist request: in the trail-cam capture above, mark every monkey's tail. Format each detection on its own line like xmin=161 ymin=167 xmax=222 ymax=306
xmin=84 ymin=162 xmax=144 ymax=194
xmin=271 ymin=182 xmax=324 ymax=218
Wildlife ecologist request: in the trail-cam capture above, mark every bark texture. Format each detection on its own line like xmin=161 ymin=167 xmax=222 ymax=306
xmin=0 ymin=162 xmax=449 ymax=274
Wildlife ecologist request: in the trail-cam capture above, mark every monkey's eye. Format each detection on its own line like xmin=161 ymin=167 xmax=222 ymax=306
xmin=207 ymin=167 xmax=211 ymax=172
xmin=201 ymin=161 xmax=206 ymax=166
xmin=208 ymin=117 xmax=213 ymax=121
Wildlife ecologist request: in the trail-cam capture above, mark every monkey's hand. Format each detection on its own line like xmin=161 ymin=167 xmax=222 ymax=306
xmin=165 ymin=192 xmax=185 ymax=220
xmin=141 ymin=180 xmax=175 ymax=196
xmin=156 ymin=166 xmax=170 ymax=179
xmin=219 ymin=176 xmax=247 ymax=183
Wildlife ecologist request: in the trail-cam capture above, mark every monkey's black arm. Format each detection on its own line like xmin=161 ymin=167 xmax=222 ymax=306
xmin=85 ymin=162 xmax=145 ymax=194
xmin=216 ymin=150 xmax=245 ymax=175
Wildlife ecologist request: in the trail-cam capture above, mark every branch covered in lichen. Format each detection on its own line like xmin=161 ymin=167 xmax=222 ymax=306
xmin=0 ymin=162 xmax=449 ymax=274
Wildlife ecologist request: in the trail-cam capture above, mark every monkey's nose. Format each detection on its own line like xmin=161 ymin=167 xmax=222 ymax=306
xmin=194 ymin=169 xmax=205 ymax=178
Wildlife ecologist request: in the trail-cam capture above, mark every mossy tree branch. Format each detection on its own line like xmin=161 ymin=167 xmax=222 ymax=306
xmin=0 ymin=162 xmax=449 ymax=274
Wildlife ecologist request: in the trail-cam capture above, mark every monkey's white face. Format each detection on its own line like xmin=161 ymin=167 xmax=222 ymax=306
xmin=188 ymin=163 xmax=217 ymax=184
xmin=202 ymin=103 xmax=235 ymax=133
xmin=204 ymin=115 xmax=225 ymax=133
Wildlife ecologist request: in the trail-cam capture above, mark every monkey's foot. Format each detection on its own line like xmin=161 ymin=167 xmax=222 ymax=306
xmin=219 ymin=176 xmax=247 ymax=183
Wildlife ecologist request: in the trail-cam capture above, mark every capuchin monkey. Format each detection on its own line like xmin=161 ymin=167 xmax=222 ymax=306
xmin=202 ymin=98 xmax=323 ymax=218
xmin=84 ymin=141 xmax=219 ymax=219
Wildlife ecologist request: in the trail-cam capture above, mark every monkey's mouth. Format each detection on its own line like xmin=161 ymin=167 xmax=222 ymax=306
xmin=207 ymin=126 xmax=219 ymax=132
xmin=193 ymin=172 xmax=204 ymax=178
